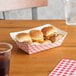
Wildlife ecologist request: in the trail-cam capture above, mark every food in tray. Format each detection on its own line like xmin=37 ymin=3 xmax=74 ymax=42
xmin=15 ymin=26 xmax=64 ymax=44
xmin=41 ymin=40 xmax=52 ymax=45
xmin=16 ymin=33 xmax=32 ymax=42
xmin=50 ymin=34 xmax=63 ymax=43
xmin=31 ymin=42 xmax=41 ymax=45
xmin=41 ymin=26 xmax=57 ymax=39
xmin=29 ymin=30 xmax=44 ymax=43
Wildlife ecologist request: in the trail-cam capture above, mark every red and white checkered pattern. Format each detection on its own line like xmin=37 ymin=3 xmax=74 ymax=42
xmin=49 ymin=59 xmax=76 ymax=76
xmin=16 ymin=38 xmax=64 ymax=54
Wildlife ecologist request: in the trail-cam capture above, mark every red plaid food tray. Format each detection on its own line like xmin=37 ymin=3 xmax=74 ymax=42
xmin=16 ymin=38 xmax=63 ymax=54
xmin=49 ymin=59 xmax=76 ymax=76
xmin=10 ymin=24 xmax=68 ymax=54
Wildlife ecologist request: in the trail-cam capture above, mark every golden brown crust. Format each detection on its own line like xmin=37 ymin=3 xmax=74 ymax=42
xmin=41 ymin=26 xmax=56 ymax=37
xmin=50 ymin=34 xmax=63 ymax=43
xmin=31 ymin=42 xmax=40 ymax=45
xmin=16 ymin=33 xmax=32 ymax=42
xmin=29 ymin=30 xmax=44 ymax=42
xmin=41 ymin=40 xmax=52 ymax=45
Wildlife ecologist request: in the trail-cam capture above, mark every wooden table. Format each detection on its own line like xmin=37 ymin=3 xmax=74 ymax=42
xmin=0 ymin=20 xmax=76 ymax=76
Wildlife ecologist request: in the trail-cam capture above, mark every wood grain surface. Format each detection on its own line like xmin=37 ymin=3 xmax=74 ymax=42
xmin=0 ymin=0 xmax=47 ymax=11
xmin=0 ymin=20 xmax=76 ymax=76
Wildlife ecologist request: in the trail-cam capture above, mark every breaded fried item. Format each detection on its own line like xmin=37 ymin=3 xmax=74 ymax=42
xmin=50 ymin=34 xmax=63 ymax=43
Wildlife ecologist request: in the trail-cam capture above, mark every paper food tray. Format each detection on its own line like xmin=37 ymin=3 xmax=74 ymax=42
xmin=10 ymin=24 xmax=68 ymax=54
